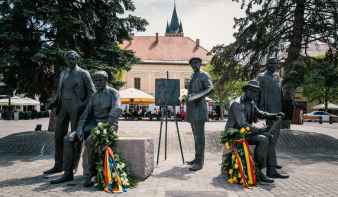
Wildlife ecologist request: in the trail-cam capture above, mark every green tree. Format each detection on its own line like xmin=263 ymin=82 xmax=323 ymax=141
xmin=0 ymin=0 xmax=148 ymax=130
xmin=203 ymin=63 xmax=246 ymax=120
xmin=302 ymin=55 xmax=338 ymax=112
xmin=210 ymin=0 xmax=338 ymax=113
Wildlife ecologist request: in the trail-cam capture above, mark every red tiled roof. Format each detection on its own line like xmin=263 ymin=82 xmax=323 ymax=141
xmin=121 ymin=36 xmax=211 ymax=65
xmin=278 ymin=44 xmax=330 ymax=60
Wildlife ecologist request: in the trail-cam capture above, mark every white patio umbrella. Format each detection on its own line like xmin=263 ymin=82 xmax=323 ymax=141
xmin=311 ymin=103 xmax=338 ymax=110
xmin=0 ymin=96 xmax=27 ymax=106
xmin=21 ymin=97 xmax=40 ymax=105
xmin=119 ymin=88 xmax=155 ymax=104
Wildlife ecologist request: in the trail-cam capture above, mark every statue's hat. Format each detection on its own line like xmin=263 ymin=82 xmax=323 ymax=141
xmin=189 ymin=57 xmax=202 ymax=64
xmin=242 ymin=80 xmax=262 ymax=92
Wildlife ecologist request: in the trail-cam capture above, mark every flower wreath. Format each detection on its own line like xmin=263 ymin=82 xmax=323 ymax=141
xmin=91 ymin=122 xmax=139 ymax=192
xmin=220 ymin=127 xmax=261 ymax=189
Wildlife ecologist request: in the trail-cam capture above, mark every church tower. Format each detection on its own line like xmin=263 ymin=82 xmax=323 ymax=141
xmin=165 ymin=3 xmax=184 ymax=37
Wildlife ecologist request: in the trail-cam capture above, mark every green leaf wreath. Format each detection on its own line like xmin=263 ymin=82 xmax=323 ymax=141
xmin=220 ymin=127 xmax=261 ymax=185
xmin=91 ymin=122 xmax=139 ymax=190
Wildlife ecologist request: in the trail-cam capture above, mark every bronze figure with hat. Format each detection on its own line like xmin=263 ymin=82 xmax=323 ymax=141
xmin=185 ymin=57 xmax=214 ymax=171
xmin=225 ymin=80 xmax=289 ymax=183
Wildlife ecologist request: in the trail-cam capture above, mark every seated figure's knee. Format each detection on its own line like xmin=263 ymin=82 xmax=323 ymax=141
xmin=64 ymin=131 xmax=77 ymax=142
xmin=266 ymin=134 xmax=275 ymax=144
xmin=258 ymin=135 xmax=269 ymax=145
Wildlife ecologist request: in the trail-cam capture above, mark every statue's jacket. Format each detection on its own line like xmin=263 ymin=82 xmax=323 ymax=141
xmin=256 ymin=72 xmax=287 ymax=116
xmin=225 ymin=96 xmax=276 ymax=133
xmin=185 ymin=70 xmax=214 ymax=123
xmin=79 ymin=86 xmax=122 ymax=125
xmin=51 ymin=66 xmax=95 ymax=115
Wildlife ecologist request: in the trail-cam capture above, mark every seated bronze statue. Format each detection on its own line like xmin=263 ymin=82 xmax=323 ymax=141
xmin=50 ymin=71 xmax=122 ymax=187
xmin=225 ymin=80 xmax=289 ymax=183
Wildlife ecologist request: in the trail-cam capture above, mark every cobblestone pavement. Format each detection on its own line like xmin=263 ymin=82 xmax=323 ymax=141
xmin=1 ymin=127 xmax=338 ymax=197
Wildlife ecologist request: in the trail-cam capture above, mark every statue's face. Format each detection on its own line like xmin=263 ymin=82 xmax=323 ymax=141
xmin=244 ymin=87 xmax=260 ymax=100
xmin=266 ymin=59 xmax=278 ymax=72
xmin=93 ymin=77 xmax=107 ymax=91
xmin=191 ymin=60 xmax=201 ymax=73
xmin=65 ymin=53 xmax=78 ymax=68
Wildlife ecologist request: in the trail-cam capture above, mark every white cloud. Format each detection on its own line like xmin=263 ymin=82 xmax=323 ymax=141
xmin=126 ymin=0 xmax=248 ymax=51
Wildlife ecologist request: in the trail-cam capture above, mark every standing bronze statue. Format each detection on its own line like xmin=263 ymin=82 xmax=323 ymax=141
xmin=44 ymin=51 xmax=95 ymax=174
xmin=225 ymin=80 xmax=288 ymax=183
xmin=256 ymin=57 xmax=287 ymax=170
xmin=50 ymin=71 xmax=122 ymax=186
xmin=185 ymin=57 xmax=214 ymax=171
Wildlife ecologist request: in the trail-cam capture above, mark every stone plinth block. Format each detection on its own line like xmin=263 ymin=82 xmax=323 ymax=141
xmin=221 ymin=145 xmax=255 ymax=173
xmin=115 ymin=137 xmax=154 ymax=180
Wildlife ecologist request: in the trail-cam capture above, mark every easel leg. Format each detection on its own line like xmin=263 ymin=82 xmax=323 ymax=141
xmin=173 ymin=106 xmax=185 ymax=164
xmin=165 ymin=107 xmax=168 ymax=160
xmin=157 ymin=108 xmax=165 ymax=165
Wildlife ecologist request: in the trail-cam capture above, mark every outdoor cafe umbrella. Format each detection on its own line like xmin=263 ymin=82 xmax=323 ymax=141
xmin=21 ymin=97 xmax=40 ymax=105
xmin=119 ymin=88 xmax=155 ymax=104
xmin=0 ymin=96 xmax=27 ymax=106
xmin=311 ymin=103 xmax=338 ymax=110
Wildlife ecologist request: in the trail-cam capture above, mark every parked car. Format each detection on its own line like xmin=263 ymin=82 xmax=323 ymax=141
xmin=304 ymin=111 xmax=338 ymax=121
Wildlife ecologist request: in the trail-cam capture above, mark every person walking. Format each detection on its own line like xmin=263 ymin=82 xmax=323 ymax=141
xmin=181 ymin=108 xmax=185 ymax=121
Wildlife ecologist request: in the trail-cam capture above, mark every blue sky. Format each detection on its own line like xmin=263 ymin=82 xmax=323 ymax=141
xmin=126 ymin=0 xmax=248 ymax=51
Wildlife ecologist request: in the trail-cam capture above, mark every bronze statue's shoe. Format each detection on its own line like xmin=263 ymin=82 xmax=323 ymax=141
xmin=50 ymin=171 xmax=74 ymax=184
xmin=83 ymin=172 xmax=95 ymax=187
xmin=275 ymin=165 xmax=282 ymax=169
xmin=186 ymin=159 xmax=195 ymax=165
xmin=267 ymin=172 xmax=289 ymax=179
xmin=260 ymin=172 xmax=274 ymax=183
xmin=189 ymin=163 xmax=203 ymax=171
xmin=43 ymin=166 xmax=63 ymax=174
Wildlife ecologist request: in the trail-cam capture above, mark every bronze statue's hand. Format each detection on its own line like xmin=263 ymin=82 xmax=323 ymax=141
xmin=108 ymin=117 xmax=115 ymax=126
xmin=186 ymin=94 xmax=194 ymax=102
xmin=259 ymin=126 xmax=269 ymax=133
xmin=277 ymin=112 xmax=285 ymax=119
xmin=76 ymin=128 xmax=84 ymax=141
xmin=46 ymin=102 xmax=55 ymax=110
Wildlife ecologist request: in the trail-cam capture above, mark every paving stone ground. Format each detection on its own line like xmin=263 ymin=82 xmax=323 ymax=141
xmin=0 ymin=120 xmax=338 ymax=197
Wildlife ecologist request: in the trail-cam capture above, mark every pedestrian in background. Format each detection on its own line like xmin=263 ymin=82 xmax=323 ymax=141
xmin=170 ymin=109 xmax=174 ymax=120
xmin=181 ymin=108 xmax=185 ymax=121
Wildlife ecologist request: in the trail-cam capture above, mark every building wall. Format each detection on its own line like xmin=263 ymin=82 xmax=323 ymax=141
xmin=122 ymin=63 xmax=194 ymax=95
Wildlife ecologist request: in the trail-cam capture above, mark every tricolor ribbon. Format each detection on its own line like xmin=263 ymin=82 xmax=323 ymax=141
xmin=101 ymin=146 xmax=126 ymax=193
xmin=233 ymin=139 xmax=256 ymax=190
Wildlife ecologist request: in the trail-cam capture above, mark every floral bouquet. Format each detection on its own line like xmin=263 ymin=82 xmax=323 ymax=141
xmin=220 ymin=127 xmax=261 ymax=189
xmin=91 ymin=122 xmax=139 ymax=192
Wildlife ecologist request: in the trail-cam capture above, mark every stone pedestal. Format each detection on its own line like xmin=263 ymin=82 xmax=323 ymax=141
xmin=221 ymin=145 xmax=255 ymax=173
xmin=115 ymin=137 xmax=154 ymax=180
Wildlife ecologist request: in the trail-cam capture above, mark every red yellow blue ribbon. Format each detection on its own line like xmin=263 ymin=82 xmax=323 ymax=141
xmin=233 ymin=139 xmax=256 ymax=189
xmin=102 ymin=146 xmax=126 ymax=193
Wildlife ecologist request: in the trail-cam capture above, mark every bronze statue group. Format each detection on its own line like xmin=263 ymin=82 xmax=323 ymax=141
xmin=43 ymin=52 xmax=288 ymax=188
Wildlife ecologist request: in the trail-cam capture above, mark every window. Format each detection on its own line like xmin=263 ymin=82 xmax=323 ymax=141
xmin=134 ymin=78 xmax=140 ymax=90
xmin=314 ymin=112 xmax=323 ymax=115
xmin=184 ymin=78 xmax=190 ymax=89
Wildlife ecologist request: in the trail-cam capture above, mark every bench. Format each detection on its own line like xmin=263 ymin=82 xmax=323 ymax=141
xmin=303 ymin=116 xmax=321 ymax=122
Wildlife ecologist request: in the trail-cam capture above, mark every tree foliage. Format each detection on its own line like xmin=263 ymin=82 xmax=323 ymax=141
xmin=203 ymin=63 xmax=246 ymax=120
xmin=0 ymin=0 xmax=148 ymax=104
xmin=301 ymin=54 xmax=338 ymax=112
xmin=210 ymin=0 xmax=338 ymax=99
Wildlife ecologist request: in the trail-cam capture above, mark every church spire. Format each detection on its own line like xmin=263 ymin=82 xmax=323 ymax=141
xmin=165 ymin=2 xmax=184 ymax=37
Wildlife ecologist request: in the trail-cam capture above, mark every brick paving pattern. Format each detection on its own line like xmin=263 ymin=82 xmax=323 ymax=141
xmin=1 ymin=129 xmax=338 ymax=197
